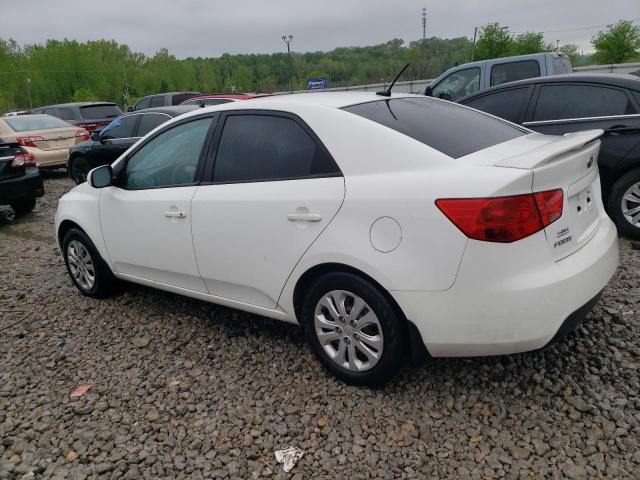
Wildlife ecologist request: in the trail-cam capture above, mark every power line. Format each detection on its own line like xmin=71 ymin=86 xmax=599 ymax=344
xmin=512 ymin=18 xmax=640 ymax=34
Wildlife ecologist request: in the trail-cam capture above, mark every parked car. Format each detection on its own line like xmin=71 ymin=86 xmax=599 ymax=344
xmin=67 ymin=106 xmax=198 ymax=184
xmin=458 ymin=73 xmax=640 ymax=238
xmin=180 ymin=93 xmax=271 ymax=107
xmin=425 ymin=52 xmax=572 ymax=102
xmin=0 ymin=141 xmax=44 ymax=215
xmin=130 ymin=92 xmax=201 ymax=111
xmin=0 ymin=115 xmax=90 ymax=169
xmin=32 ymin=102 xmax=122 ymax=132
xmin=55 ymin=93 xmax=618 ymax=386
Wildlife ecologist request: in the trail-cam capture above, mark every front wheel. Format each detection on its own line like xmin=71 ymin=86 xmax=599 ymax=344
xmin=62 ymin=228 xmax=116 ymax=298
xmin=69 ymin=156 xmax=91 ymax=185
xmin=301 ymin=272 xmax=408 ymax=386
xmin=607 ymin=169 xmax=640 ymax=239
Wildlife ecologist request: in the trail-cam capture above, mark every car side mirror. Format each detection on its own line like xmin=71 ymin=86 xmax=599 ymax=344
xmin=127 ymin=106 xmax=133 ymax=112
xmin=88 ymin=165 xmax=113 ymax=189
xmin=424 ymin=86 xmax=433 ymax=96
xmin=90 ymin=130 xmax=101 ymax=141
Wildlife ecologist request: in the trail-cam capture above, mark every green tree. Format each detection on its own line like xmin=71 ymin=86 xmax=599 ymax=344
xmin=559 ymin=43 xmax=579 ymax=64
xmin=474 ymin=23 xmax=513 ymax=60
xmin=512 ymin=32 xmax=546 ymax=55
xmin=71 ymin=88 xmax=97 ymax=102
xmin=592 ymin=20 xmax=640 ymax=64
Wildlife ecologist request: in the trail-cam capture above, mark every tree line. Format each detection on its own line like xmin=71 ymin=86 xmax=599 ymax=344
xmin=0 ymin=20 xmax=638 ymax=113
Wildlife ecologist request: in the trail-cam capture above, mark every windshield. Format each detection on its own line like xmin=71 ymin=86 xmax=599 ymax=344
xmin=3 ymin=114 xmax=72 ymax=132
xmin=343 ymin=97 xmax=526 ymax=158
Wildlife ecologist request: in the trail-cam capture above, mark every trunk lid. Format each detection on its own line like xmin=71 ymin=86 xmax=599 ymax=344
xmin=30 ymin=127 xmax=79 ymax=151
xmin=467 ymin=130 xmax=604 ymax=260
xmin=0 ymin=143 xmax=27 ymax=180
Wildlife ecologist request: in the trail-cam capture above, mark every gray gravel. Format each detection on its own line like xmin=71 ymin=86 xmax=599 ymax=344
xmin=1 ymin=174 xmax=639 ymax=479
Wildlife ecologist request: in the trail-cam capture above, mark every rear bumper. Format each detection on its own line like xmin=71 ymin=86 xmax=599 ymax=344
xmin=0 ymin=168 xmax=44 ymax=204
xmin=391 ymin=213 xmax=619 ymax=357
xmin=24 ymin=146 xmax=69 ymax=168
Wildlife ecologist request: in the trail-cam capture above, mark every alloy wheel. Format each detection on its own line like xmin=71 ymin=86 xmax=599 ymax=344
xmin=314 ymin=290 xmax=384 ymax=372
xmin=622 ymin=181 xmax=640 ymax=228
xmin=67 ymin=240 xmax=96 ymax=290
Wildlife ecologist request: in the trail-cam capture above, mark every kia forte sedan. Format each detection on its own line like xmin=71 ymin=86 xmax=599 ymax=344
xmin=55 ymin=93 xmax=619 ymax=386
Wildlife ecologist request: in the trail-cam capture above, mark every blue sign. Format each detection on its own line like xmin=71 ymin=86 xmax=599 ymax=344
xmin=307 ymin=77 xmax=328 ymax=90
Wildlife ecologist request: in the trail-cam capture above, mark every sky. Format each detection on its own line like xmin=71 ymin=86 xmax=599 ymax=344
xmin=1 ymin=0 xmax=639 ymax=58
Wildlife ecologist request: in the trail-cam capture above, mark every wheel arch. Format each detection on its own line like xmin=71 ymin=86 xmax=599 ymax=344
xmin=57 ymin=219 xmax=85 ymax=249
xmin=291 ymin=262 xmax=430 ymax=364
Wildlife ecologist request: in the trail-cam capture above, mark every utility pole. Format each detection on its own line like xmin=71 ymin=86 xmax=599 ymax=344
xmin=556 ymin=39 xmax=560 ymax=51
xmin=282 ymin=34 xmax=293 ymax=93
xmin=471 ymin=27 xmax=478 ymax=62
xmin=421 ymin=8 xmax=427 ymax=46
xmin=26 ymin=77 xmax=32 ymax=110
xmin=122 ymin=65 xmax=129 ymax=110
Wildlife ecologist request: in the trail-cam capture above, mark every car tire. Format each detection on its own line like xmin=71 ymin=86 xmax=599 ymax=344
xmin=62 ymin=228 xmax=116 ymax=298
xmin=607 ymin=168 xmax=640 ymax=239
xmin=69 ymin=156 xmax=91 ymax=185
xmin=300 ymin=272 xmax=408 ymax=387
xmin=10 ymin=198 xmax=36 ymax=215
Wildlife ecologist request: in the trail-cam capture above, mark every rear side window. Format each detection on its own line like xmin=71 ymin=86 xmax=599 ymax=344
xmin=137 ymin=113 xmax=170 ymax=136
xmin=101 ymin=115 xmax=138 ymax=140
xmin=58 ymin=108 xmax=76 ymax=121
xmin=343 ymin=97 xmax=525 ymax=159
xmin=462 ymin=87 xmax=531 ymax=123
xmin=80 ymin=104 xmax=122 ymax=120
xmin=172 ymin=94 xmax=199 ymax=105
xmin=490 ymin=60 xmax=540 ymax=86
xmin=213 ymin=114 xmax=339 ymax=182
xmin=533 ymin=84 xmax=636 ymax=121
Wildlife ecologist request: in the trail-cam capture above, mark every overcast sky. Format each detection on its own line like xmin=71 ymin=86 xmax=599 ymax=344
xmin=1 ymin=0 xmax=638 ymax=58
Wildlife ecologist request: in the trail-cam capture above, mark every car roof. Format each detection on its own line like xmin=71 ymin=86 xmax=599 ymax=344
xmin=459 ymin=73 xmax=640 ymax=102
xmin=225 ymin=91 xmax=417 ymax=109
xmin=187 ymin=93 xmax=271 ymax=100
xmin=35 ymin=101 xmax=118 ymax=108
xmin=141 ymin=92 xmax=201 ymax=98
xmin=131 ymin=105 xmax=199 ymax=116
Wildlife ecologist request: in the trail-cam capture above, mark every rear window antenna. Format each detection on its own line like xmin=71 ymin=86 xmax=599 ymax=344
xmin=376 ymin=63 xmax=410 ymax=97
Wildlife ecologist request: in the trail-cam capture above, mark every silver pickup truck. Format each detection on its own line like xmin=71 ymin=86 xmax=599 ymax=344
xmin=425 ymin=52 xmax=572 ymax=101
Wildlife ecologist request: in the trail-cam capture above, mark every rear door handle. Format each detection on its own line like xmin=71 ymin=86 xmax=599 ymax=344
xmin=287 ymin=213 xmax=322 ymax=222
xmin=164 ymin=210 xmax=187 ymax=218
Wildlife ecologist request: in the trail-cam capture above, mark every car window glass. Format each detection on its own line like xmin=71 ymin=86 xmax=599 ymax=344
xmin=490 ymin=61 xmax=540 ymax=87
xmin=172 ymin=94 xmax=199 ymax=105
xmin=79 ymin=104 xmax=122 ymax=120
xmin=203 ymin=98 xmax=234 ymax=106
xmin=137 ymin=113 xmax=170 ymax=136
xmin=431 ymin=68 xmax=480 ymax=101
xmin=552 ymin=57 xmax=572 ymax=74
xmin=43 ymin=108 xmax=57 ymax=116
xmin=213 ymin=114 xmax=338 ymax=183
xmin=149 ymin=96 xmax=165 ymax=108
xmin=533 ymin=84 xmax=636 ymax=121
xmin=343 ymin=97 xmax=525 ymax=159
xmin=463 ymin=87 xmax=530 ymax=123
xmin=124 ymin=117 xmax=211 ymax=189
xmin=135 ymin=97 xmax=151 ymax=110
xmin=57 ymin=108 xmax=76 ymax=121
xmin=4 ymin=114 xmax=71 ymax=132
xmin=632 ymin=90 xmax=640 ymax=108
xmin=101 ymin=115 xmax=138 ymax=140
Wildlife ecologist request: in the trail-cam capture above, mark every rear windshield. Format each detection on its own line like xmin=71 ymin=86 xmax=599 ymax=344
xmin=172 ymin=93 xmax=200 ymax=105
xmin=4 ymin=115 xmax=71 ymax=132
xmin=343 ymin=97 xmax=525 ymax=158
xmin=79 ymin=104 xmax=122 ymax=120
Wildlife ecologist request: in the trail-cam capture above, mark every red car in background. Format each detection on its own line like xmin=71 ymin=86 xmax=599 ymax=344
xmin=179 ymin=93 xmax=271 ymax=107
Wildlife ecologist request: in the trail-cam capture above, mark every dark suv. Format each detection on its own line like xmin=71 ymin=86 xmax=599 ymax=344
xmin=32 ymin=102 xmax=122 ymax=132
xmin=131 ymin=92 xmax=201 ymax=111
xmin=459 ymin=73 xmax=640 ymax=238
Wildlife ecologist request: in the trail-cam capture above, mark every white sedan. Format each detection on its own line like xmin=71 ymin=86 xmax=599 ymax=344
xmin=55 ymin=92 xmax=619 ymax=386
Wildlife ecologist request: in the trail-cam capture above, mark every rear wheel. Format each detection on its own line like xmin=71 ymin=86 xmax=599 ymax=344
xmin=300 ymin=272 xmax=407 ymax=386
xmin=62 ymin=228 xmax=115 ymax=297
xmin=607 ymin=169 xmax=640 ymax=239
xmin=70 ymin=156 xmax=91 ymax=184
xmin=10 ymin=198 xmax=36 ymax=215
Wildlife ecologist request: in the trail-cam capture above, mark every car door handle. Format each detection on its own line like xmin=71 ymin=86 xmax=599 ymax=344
xmin=287 ymin=213 xmax=322 ymax=222
xmin=164 ymin=210 xmax=187 ymax=218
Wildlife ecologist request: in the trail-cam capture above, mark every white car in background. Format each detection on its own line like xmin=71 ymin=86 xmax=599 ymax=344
xmin=55 ymin=92 xmax=618 ymax=386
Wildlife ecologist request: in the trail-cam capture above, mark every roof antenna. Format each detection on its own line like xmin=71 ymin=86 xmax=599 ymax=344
xmin=376 ymin=63 xmax=410 ymax=97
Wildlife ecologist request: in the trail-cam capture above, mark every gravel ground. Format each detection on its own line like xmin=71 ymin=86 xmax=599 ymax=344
xmin=0 ymin=174 xmax=639 ymax=480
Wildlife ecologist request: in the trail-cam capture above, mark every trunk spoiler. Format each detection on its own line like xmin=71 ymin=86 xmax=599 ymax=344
xmin=494 ymin=129 xmax=603 ymax=170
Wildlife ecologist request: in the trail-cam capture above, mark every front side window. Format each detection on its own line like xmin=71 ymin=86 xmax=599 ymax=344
xmin=462 ymin=87 xmax=531 ymax=123
xmin=137 ymin=113 xmax=171 ymax=136
xmin=431 ymin=67 xmax=480 ymax=101
xmin=58 ymin=108 xmax=76 ymax=121
xmin=123 ymin=117 xmax=211 ymax=189
xmin=213 ymin=114 xmax=338 ymax=183
xmin=490 ymin=60 xmax=540 ymax=87
xmin=135 ymin=97 xmax=151 ymax=110
xmin=150 ymin=96 xmax=165 ymax=108
xmin=533 ymin=84 xmax=636 ymax=121
xmin=101 ymin=115 xmax=138 ymax=140
xmin=343 ymin=97 xmax=525 ymax=159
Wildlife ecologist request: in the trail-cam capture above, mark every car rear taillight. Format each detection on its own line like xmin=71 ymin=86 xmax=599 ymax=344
xmin=75 ymin=130 xmax=90 ymax=142
xmin=11 ymin=153 xmax=37 ymax=168
xmin=436 ymin=190 xmax=563 ymax=243
xmin=77 ymin=123 xmax=98 ymax=131
xmin=16 ymin=136 xmax=45 ymax=147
